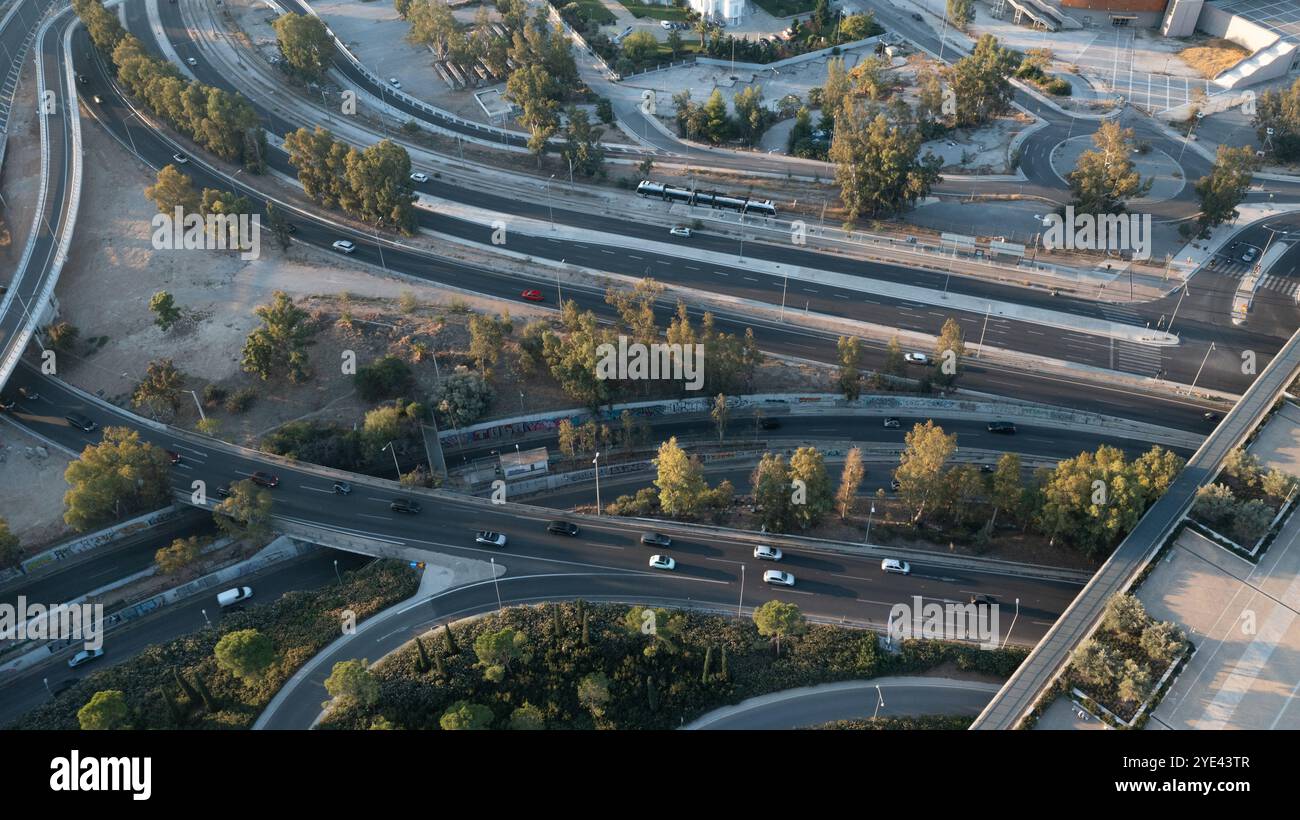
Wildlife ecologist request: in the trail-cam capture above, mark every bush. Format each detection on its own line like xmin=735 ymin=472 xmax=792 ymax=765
xmin=354 ymin=356 xmax=414 ymax=402
xmin=202 ymin=384 xmax=228 ymax=407
xmin=224 ymin=387 xmax=257 ymax=413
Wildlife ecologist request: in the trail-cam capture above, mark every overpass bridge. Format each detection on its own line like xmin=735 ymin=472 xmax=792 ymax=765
xmin=972 ymin=326 xmax=1300 ymax=729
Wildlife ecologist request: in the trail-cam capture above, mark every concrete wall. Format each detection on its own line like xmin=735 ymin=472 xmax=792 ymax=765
xmin=1196 ymin=3 xmax=1278 ymax=52
xmin=1060 ymin=0 xmax=1166 ymax=11
xmin=1160 ymin=0 xmax=1202 ymax=38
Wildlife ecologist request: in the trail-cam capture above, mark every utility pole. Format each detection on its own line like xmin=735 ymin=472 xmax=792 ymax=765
xmin=1190 ymin=342 xmax=1216 ymax=390
xmin=976 ymin=303 xmax=992 ymax=357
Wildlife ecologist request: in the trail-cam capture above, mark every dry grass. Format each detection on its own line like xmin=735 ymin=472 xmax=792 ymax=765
xmin=1179 ymin=39 xmax=1249 ymax=79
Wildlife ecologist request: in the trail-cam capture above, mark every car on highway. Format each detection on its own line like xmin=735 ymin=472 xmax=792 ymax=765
xmin=970 ymin=594 xmax=997 ymax=607
xmin=214 ymin=485 xmax=231 ymax=499
xmin=17 ymin=387 xmax=38 ymax=401
xmin=390 ymin=498 xmax=421 ymax=514
xmin=883 ymin=416 xmax=901 ymax=429
xmin=758 ymin=417 xmax=780 ymax=429
xmin=640 ymin=532 xmax=672 ymax=547
xmin=76 ymin=73 xmax=88 ymax=84
xmin=660 ymin=20 xmax=674 ymax=29
xmin=64 ymin=413 xmax=97 ymax=433
xmin=185 ymin=57 xmax=197 ymax=66
xmin=547 ymin=520 xmax=580 ymax=536
xmin=980 ymin=463 xmax=995 ymax=473
xmin=92 ymin=95 xmax=103 ymax=104
xmin=890 ymin=478 xmax=901 ymax=491
xmin=388 ymin=77 xmax=402 ymax=88
xmin=410 ymin=172 xmax=429 ymax=183
xmin=67 ymin=648 xmax=104 ymax=669
xmin=1203 ymin=412 xmax=1220 ymax=422
xmin=250 ymin=471 xmax=279 ymax=488
xmin=476 ymin=531 xmax=508 ymax=548
xmin=986 ymin=421 xmax=1017 ymax=434
xmin=1241 ymin=247 xmax=1258 ymax=263
xmin=172 ymin=153 xmax=188 ymax=164
xmin=0 ymin=397 xmax=14 ymax=411
xmin=903 ymin=352 xmax=930 ymax=365
xmin=669 ymin=225 xmax=692 ymax=238
xmin=911 ymin=12 xmax=924 ymax=21
xmin=648 ymin=554 xmax=675 ymax=571
xmin=331 ymin=239 xmax=356 ymax=254
xmin=753 ymin=545 xmax=783 ymax=561
xmin=763 ymin=569 xmax=795 ymax=586
xmin=165 ymin=449 xmax=182 ymax=464
xmin=521 ymin=289 xmax=544 ymax=302
xmin=217 ymin=587 xmax=253 ymax=607
xmin=881 ymin=558 xmax=911 ymax=575
xmin=332 ymin=481 xmax=352 ymax=495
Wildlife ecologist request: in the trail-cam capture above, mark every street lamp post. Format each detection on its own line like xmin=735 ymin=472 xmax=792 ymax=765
xmin=490 ymin=557 xmax=503 ymax=611
xmin=1001 ymin=598 xmax=1021 ymax=648
xmin=189 ymin=390 xmax=206 ymax=422
xmin=976 ymin=303 xmax=992 ymax=358
xmin=592 ymin=451 xmax=601 ymax=514
xmin=738 ymin=564 xmax=746 ymax=617
xmin=547 ymin=174 xmax=555 ymax=230
xmin=873 ymin=685 xmax=884 ymax=719
xmin=864 ymin=504 xmax=875 ymax=544
xmin=780 ymin=274 xmax=789 ymax=321
xmin=382 ymin=441 xmax=401 ymax=480
xmin=1191 ymin=342 xmax=1216 ymax=390
xmin=333 ymin=559 xmax=342 ymax=584
xmin=1167 ymin=283 xmax=1189 ymax=337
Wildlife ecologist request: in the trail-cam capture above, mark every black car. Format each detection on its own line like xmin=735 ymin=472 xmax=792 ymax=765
xmin=250 ymin=471 xmax=279 ymax=488
xmin=51 ymin=678 xmax=80 ymax=696
xmin=883 ymin=417 xmax=901 ymax=429
xmin=1203 ymin=412 xmax=1220 ymax=422
xmin=986 ymin=421 xmax=1017 ymax=434
xmin=547 ymin=520 xmax=579 ymax=536
xmin=979 ymin=464 xmax=995 ymax=474
xmin=758 ymin=417 xmax=781 ymax=430
xmin=391 ymin=498 xmax=421 ymax=514
xmin=970 ymin=594 xmax=997 ymax=607
xmin=65 ymin=412 xmax=98 ymax=433
xmin=214 ymin=485 xmax=231 ymax=499
xmin=640 ymin=532 xmax=672 ymax=547
xmin=0 ymin=397 xmax=14 ymax=411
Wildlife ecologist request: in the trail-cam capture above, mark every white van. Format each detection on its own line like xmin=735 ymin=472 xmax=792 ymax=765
xmin=217 ymin=586 xmax=253 ymax=607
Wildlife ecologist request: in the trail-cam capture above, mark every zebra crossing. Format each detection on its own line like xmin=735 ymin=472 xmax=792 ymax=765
xmin=1214 ymin=260 xmax=1299 ymax=297
xmin=1110 ymin=339 xmax=1163 ymax=378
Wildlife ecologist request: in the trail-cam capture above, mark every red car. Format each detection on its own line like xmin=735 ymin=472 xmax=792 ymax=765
xmin=166 ymin=450 xmax=182 ymax=464
xmin=250 ymin=471 xmax=279 ymax=488
xmin=520 ymin=289 xmax=544 ymax=302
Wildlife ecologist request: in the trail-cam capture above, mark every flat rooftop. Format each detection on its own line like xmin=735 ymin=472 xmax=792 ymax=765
xmin=1212 ymin=0 xmax=1300 ymax=43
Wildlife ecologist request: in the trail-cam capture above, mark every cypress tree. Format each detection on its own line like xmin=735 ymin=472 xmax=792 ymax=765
xmin=433 ymin=650 xmax=446 ymax=679
xmin=576 ymin=599 xmax=586 ymax=620
xmin=172 ymin=666 xmax=198 ymax=704
xmin=193 ymin=672 xmax=218 ymax=713
xmin=702 ymin=646 xmax=713 ymax=683
xmin=159 ymin=687 xmax=184 ymax=727
xmin=551 ymin=604 xmax=562 ymax=641
xmin=719 ymin=646 xmax=729 ymax=681
xmin=444 ymin=622 xmax=457 ymax=654
xmin=414 ymin=636 xmax=430 ymax=673
xmin=581 ymin=610 xmax=590 ymax=645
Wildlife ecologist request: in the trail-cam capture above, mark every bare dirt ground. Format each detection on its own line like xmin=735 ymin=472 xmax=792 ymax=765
xmin=0 ymin=52 xmax=40 ymax=287
xmin=0 ymin=421 xmax=75 ymax=552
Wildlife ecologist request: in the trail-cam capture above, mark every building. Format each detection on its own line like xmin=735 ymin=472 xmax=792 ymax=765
xmin=690 ymin=0 xmax=746 ymax=27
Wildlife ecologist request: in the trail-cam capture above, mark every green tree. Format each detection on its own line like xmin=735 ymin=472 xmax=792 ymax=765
xmin=1252 ymin=76 xmax=1300 ymax=162
xmin=213 ymin=479 xmax=274 ymax=540
xmin=947 ymin=34 xmax=1017 ymax=128
xmin=63 ymin=428 xmax=173 ymax=531
xmin=1035 ymin=445 xmax=1145 ymax=557
xmin=468 ymin=312 xmax=514 ymax=376
xmin=732 ymin=86 xmax=767 ymax=146
xmin=355 ymin=355 xmax=415 ymax=402
xmin=831 ymin=101 xmax=940 ymax=222
xmin=1068 ymin=121 xmax=1151 ymax=214
xmin=701 ymin=88 xmax=731 ymax=144
xmin=711 ymin=394 xmax=729 ymax=443
xmin=473 ymin=627 xmax=525 ymax=681
xmin=131 ymin=358 xmax=186 ymax=419
xmin=896 ymin=420 xmax=957 ymax=524
xmin=324 ymin=659 xmax=381 ymax=708
xmin=836 ymin=446 xmax=865 ymax=521
xmin=1195 ymin=145 xmax=1258 ymax=235
xmin=241 ymin=290 xmax=318 ymax=383
xmin=562 ymin=107 xmax=606 ymax=178
xmin=213 ymin=628 xmax=276 ymax=681
xmin=947 ymin=0 xmax=975 ymax=26
xmin=145 ymin=164 xmax=199 ymax=215
xmin=932 ymin=317 xmax=966 ymax=388
xmin=78 ymin=690 xmax=130 ymax=730
xmin=509 ymin=702 xmax=546 ymax=729
xmin=155 ymin=535 xmax=203 ymax=575
xmin=506 ymin=63 xmax=559 ymax=162
xmin=272 ymin=12 xmax=333 ymax=82
xmin=440 ymin=700 xmax=494 ymax=729
xmin=988 ymin=452 xmax=1024 ymax=529
xmin=577 ymin=671 xmax=612 ymax=718
xmin=836 ymin=335 xmax=862 ymax=399
xmin=435 ymin=371 xmax=494 ymax=429
xmin=149 ymin=291 xmax=182 ymax=331
xmin=654 ymin=437 xmax=708 ymax=518
xmin=883 ymin=335 xmax=907 ymax=378
xmin=265 ymin=201 xmax=293 ymax=251
xmin=752 ymin=600 xmax=807 ymax=656
xmin=789 ymin=446 xmax=832 ymax=530
xmin=542 ymin=300 xmax=615 ymax=410
xmin=752 ymin=452 xmax=793 ymax=532
xmin=621 ymin=29 xmax=657 ymax=63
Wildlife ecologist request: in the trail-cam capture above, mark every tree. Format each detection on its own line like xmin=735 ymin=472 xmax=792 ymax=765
xmin=63 ymin=428 xmax=173 ymax=531
xmin=836 ymin=335 xmax=862 ymax=399
xmin=506 ymin=63 xmax=559 ymax=162
xmin=473 ymin=627 xmax=525 ymax=681
xmin=752 ymin=600 xmax=806 ymax=656
xmin=1140 ymin=620 xmax=1185 ymax=666
xmin=577 ymin=672 xmax=611 ymax=719
xmin=932 ymin=317 xmax=966 ymax=388
xmin=1232 ymin=498 xmax=1274 ymax=544
xmin=621 ymin=29 xmax=657 ymax=64
xmin=346 ymin=139 xmax=419 ymax=232
xmin=272 ymin=12 xmax=332 ymax=82
xmin=654 ymin=437 xmax=708 ymax=518
xmin=149 ymin=291 xmax=182 ymax=331
xmin=78 ymin=690 xmax=130 ymax=730
xmin=947 ymin=0 xmax=974 ymax=26
xmin=946 ymin=34 xmax=1017 ymax=128
xmin=324 ymin=659 xmax=380 ymax=708
xmin=830 ymin=101 xmax=940 ymax=222
xmin=355 ymin=356 xmax=415 ymax=402
xmin=1068 ymin=121 xmax=1151 ymax=214
xmin=752 ymin=452 xmax=793 ymax=532
xmin=46 ymin=322 xmax=78 ymax=353
xmin=1222 ymin=447 xmax=1261 ymax=488
xmin=213 ymin=479 xmax=274 ymax=540
xmin=849 ymin=55 xmax=889 ymax=101
xmin=711 ymin=394 xmax=729 ymax=442
xmin=440 ymin=700 xmax=494 ymax=729
xmin=667 ymin=28 xmax=683 ymax=60
xmin=1036 ymin=445 xmax=1145 ymax=557
xmin=1253 ymin=76 xmax=1300 ymax=162
xmin=788 ymin=446 xmax=832 ymax=530
xmin=145 ymin=164 xmax=200 ymax=215
xmin=562 ymin=107 xmax=605 ymax=178
xmin=896 ymin=421 xmax=957 ymax=524
xmin=131 ymin=358 xmax=186 ymax=419
xmin=1131 ymin=446 xmax=1185 ymax=506
xmin=214 ymin=628 xmax=276 ymax=681
xmin=265 ymin=201 xmax=293 ymax=251
xmin=1195 ymin=145 xmax=1257 ymax=235
xmin=988 ymin=452 xmax=1024 ymax=529
xmin=882 ymin=335 xmax=907 ymax=379
xmin=542 ymin=301 xmax=615 ymax=410
xmin=241 ymin=290 xmax=317 ymax=383
xmin=468 ymin=312 xmax=513 ymax=376
xmin=701 ymin=88 xmax=731 ymax=145
xmin=836 ymin=446 xmax=865 ymax=521
xmin=732 ymin=86 xmax=767 ymax=147
xmin=0 ymin=517 xmax=19 ymax=570
xmin=155 ymin=535 xmax=203 ymax=575
xmin=509 ymin=702 xmax=546 ymax=729
xmin=435 ymin=372 xmax=494 ymax=429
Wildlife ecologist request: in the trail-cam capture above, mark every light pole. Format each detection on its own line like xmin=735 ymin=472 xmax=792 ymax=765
xmin=490 ymin=557 xmax=503 ymax=611
xmin=873 ymin=685 xmax=884 ymax=719
xmin=382 ymin=441 xmax=401 ymax=480
xmin=43 ymin=677 xmax=51 ymax=696
xmin=738 ymin=564 xmax=746 ymax=616
xmin=333 ymin=559 xmax=342 ymax=584
xmin=556 ymin=259 xmax=565 ymax=305
xmin=864 ymin=504 xmax=875 ymax=544
xmin=780 ymin=274 xmax=789 ymax=321
xmin=1167 ymin=283 xmax=1189 ymax=337
xmin=976 ymin=303 xmax=992 ymax=358
xmin=547 ymin=174 xmax=555 ymax=230
xmin=189 ymin=390 xmax=207 ymax=422
xmin=1191 ymin=341 xmax=1216 ymax=390
xmin=592 ymin=451 xmax=601 ymax=514
xmin=1001 ymin=598 xmax=1021 ymax=649
xmin=201 ymin=608 xmax=210 ymax=627
xmin=1177 ymin=111 xmax=1204 ymax=165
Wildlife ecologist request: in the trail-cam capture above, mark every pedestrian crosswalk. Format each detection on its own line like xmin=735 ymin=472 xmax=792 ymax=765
xmin=1213 ymin=261 xmax=1298 ymax=297
xmin=1110 ymin=339 xmax=1163 ymax=378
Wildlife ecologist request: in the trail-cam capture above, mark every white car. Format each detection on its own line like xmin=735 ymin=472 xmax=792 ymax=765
xmin=475 ymin=531 xmax=507 ymax=548
xmin=410 ymin=172 xmax=430 ymax=183
xmin=753 ymin=545 xmax=783 ymax=561
xmin=660 ymin=19 xmax=674 ymax=29
xmin=903 ymin=352 xmax=929 ymax=365
xmin=67 ymin=648 xmax=104 ymax=668
xmin=669 ymin=225 xmax=692 ymax=238
xmin=388 ymin=77 xmax=401 ymax=88
xmin=881 ymin=558 xmax=911 ymax=575
xmin=172 ymin=153 xmax=188 ymax=164
xmin=332 ymin=239 xmax=356 ymax=254
xmin=217 ymin=586 xmax=253 ymax=607
xmin=763 ymin=569 xmax=795 ymax=586
xmin=185 ymin=57 xmax=197 ymax=66
xmin=648 ymin=554 xmax=676 ymax=571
